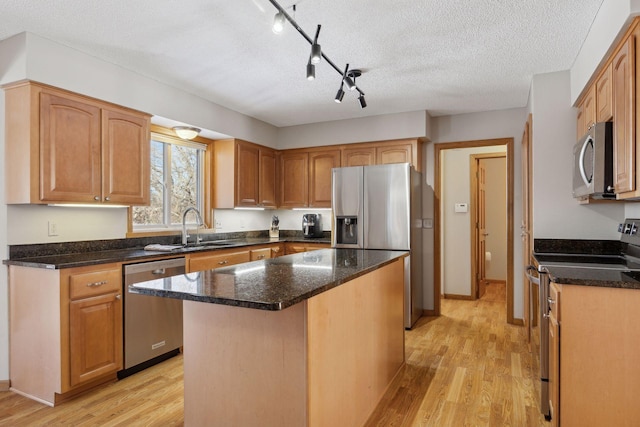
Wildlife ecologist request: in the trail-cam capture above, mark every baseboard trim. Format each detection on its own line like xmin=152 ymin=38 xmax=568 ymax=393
xmin=0 ymin=379 xmax=9 ymax=392
xmin=443 ymin=293 xmax=474 ymax=301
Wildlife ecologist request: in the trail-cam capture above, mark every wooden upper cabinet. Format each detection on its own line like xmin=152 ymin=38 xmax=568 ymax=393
xmin=40 ymin=92 xmax=102 ymax=203
xmin=213 ymin=139 xmax=277 ymax=208
xmin=101 ymin=108 xmax=150 ymax=205
xmin=280 ymin=151 xmax=309 ymax=208
xmin=235 ymin=141 xmax=260 ymax=206
xmin=4 ymin=81 xmax=151 ymax=205
xmin=309 ymin=149 xmax=340 ymax=208
xmin=576 ymin=86 xmax=596 ymax=138
xmin=342 ymin=146 xmax=375 ymax=167
xmin=376 ymin=143 xmax=413 ymax=166
xmin=259 ymin=148 xmax=277 ymax=208
xmin=596 ymin=63 xmax=613 ymax=122
xmin=612 ymin=35 xmax=635 ymax=196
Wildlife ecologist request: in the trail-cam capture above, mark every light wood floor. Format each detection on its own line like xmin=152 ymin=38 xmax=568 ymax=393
xmin=0 ymin=282 xmax=548 ymax=426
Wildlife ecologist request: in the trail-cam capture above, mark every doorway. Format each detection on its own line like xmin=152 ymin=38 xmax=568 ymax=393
xmin=471 ymin=153 xmax=507 ymax=299
xmin=434 ymin=138 xmax=515 ymax=323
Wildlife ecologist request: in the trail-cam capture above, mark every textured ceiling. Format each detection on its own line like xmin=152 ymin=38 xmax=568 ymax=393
xmin=0 ymin=0 xmax=604 ymax=129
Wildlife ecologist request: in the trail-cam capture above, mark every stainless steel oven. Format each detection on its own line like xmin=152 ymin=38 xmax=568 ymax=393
xmin=525 ymin=265 xmax=550 ymax=420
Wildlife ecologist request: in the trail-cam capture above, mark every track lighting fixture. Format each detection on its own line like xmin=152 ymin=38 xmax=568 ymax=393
xmin=358 ymin=92 xmax=367 ymax=109
xmin=268 ymin=0 xmax=368 ymax=108
xmin=335 ymin=86 xmax=345 ymax=103
xmin=307 ymin=60 xmax=315 ymax=80
xmin=272 ymin=11 xmax=285 ymax=34
xmin=310 ymin=25 xmax=322 ymax=64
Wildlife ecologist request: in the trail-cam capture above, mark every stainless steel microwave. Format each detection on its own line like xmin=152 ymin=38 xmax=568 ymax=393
xmin=572 ymin=122 xmax=614 ymax=199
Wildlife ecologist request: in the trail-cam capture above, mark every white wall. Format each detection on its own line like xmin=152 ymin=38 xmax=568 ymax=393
xmin=429 ymin=107 xmax=527 ymax=318
xmin=531 ymin=71 xmax=624 ymax=239
xmin=212 ymin=208 xmax=332 ymax=234
xmin=571 ymin=0 xmax=640 ymax=104
xmin=441 ymin=146 xmax=506 ymax=297
xmin=276 ymin=111 xmax=428 ymax=149
xmin=484 ymin=157 xmax=507 ymax=281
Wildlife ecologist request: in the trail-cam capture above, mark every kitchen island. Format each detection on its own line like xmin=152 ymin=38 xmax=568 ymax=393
xmin=130 ymin=248 xmax=407 ymax=426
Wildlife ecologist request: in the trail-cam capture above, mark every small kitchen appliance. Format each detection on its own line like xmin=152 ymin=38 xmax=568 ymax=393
xmin=302 ymin=213 xmax=323 ymax=238
xmin=573 ymin=121 xmax=614 ymax=199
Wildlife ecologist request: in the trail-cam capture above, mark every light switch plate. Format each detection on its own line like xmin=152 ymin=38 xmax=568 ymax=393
xmin=454 ymin=203 xmax=468 ymax=213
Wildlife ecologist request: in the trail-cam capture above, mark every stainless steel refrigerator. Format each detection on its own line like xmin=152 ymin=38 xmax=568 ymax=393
xmin=331 ymin=163 xmax=423 ymax=328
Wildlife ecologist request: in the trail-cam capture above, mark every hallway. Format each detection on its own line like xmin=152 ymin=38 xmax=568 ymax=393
xmin=365 ymin=282 xmax=549 ymax=426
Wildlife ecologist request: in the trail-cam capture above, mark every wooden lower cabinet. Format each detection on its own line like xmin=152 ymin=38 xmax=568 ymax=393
xmin=555 ymin=282 xmax=640 ymax=426
xmin=187 ymin=249 xmax=251 ymax=273
xmin=9 ymin=263 xmax=123 ymax=406
xmin=548 ymin=282 xmax=560 ymax=426
xmin=285 ymin=242 xmax=331 ymax=255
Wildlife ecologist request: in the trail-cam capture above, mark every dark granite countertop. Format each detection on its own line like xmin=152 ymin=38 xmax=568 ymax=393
xmin=532 ymin=238 xmax=640 ymax=289
xmin=542 ymin=265 xmax=640 ymax=289
xmin=129 ymin=249 xmax=407 ymax=311
xmin=3 ymin=236 xmax=331 ymax=270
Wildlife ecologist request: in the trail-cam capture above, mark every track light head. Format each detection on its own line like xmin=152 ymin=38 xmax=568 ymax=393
xmin=310 ymin=25 xmax=322 ymax=64
xmin=273 ymin=11 xmax=285 ymax=34
xmin=310 ymin=43 xmax=322 ymax=64
xmin=307 ymin=62 xmax=315 ymax=81
xmin=335 ymin=87 xmax=345 ymax=103
xmin=358 ymin=93 xmax=367 ymax=109
xmin=346 ymin=69 xmax=361 ymax=91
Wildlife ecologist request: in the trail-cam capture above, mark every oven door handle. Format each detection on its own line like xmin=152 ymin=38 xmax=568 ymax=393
xmin=525 ymin=265 xmax=540 ymax=286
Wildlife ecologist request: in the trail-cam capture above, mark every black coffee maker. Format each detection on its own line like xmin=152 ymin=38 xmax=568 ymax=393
xmin=302 ymin=214 xmax=323 ymax=238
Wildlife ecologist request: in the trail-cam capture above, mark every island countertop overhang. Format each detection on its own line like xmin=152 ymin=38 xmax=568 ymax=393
xmin=129 ymin=249 xmax=408 ymax=311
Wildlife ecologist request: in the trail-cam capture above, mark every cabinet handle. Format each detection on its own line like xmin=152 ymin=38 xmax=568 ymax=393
xmin=94 ymin=196 xmax=100 ymax=201
xmin=115 ymin=294 xmax=121 ymax=300
xmin=547 ymin=297 xmax=555 ymax=305
xmin=152 ymin=268 xmax=166 ymax=275
xmin=257 ymin=255 xmax=265 ymax=259
xmin=105 ymin=196 xmax=110 ymax=201
xmin=273 ymin=248 xmax=280 ymax=253
xmin=543 ymin=313 xmax=550 ymax=319
xmin=218 ymin=260 xmax=229 ymax=265
xmin=87 ymin=280 xmax=107 ymax=287
xmin=607 ymin=185 xmax=615 ymax=192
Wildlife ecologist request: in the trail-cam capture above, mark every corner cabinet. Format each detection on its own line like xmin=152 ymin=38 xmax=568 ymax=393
xmin=4 ymin=81 xmax=150 ymax=205
xmin=212 ymin=139 xmax=277 ymax=208
xmin=8 ymin=263 xmax=123 ymax=406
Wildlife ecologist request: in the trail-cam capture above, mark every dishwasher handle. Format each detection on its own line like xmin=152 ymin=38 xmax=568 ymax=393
xmin=525 ymin=265 xmax=540 ymax=286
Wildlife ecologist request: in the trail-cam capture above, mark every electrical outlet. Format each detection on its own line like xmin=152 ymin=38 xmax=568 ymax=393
xmin=215 ymin=219 xmax=222 ymax=229
xmin=48 ymin=220 xmax=59 ymax=236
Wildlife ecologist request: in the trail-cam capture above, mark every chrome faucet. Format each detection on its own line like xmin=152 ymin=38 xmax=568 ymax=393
xmin=182 ymin=207 xmax=204 ymax=246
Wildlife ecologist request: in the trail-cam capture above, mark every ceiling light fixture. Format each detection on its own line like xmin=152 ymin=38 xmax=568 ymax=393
xmin=173 ymin=126 xmax=201 ymax=140
xmin=268 ymin=0 xmax=367 ymax=108
xmin=310 ymin=25 xmax=322 ymax=64
xmin=272 ymin=11 xmax=285 ymax=34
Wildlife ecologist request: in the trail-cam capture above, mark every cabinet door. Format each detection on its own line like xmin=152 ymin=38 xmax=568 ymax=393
xmin=102 ymin=108 xmax=150 ymax=205
xmin=236 ymin=141 xmax=260 ymax=207
xmin=285 ymin=243 xmax=307 ymax=255
xmin=376 ymin=143 xmax=413 ymax=166
xmin=549 ymin=311 xmax=560 ymax=426
xmin=280 ymin=152 xmax=309 ymax=208
xmin=69 ymin=292 xmax=122 ymax=387
xmin=342 ymin=146 xmax=375 ymax=167
xmin=612 ymin=36 xmax=635 ymax=195
xmin=309 ymin=149 xmax=340 ymax=208
xmin=596 ymin=63 xmax=613 ymax=122
xmin=250 ymin=247 xmax=272 ymax=261
xmin=40 ymin=92 xmax=102 ymax=202
xmin=259 ymin=148 xmax=277 ymax=208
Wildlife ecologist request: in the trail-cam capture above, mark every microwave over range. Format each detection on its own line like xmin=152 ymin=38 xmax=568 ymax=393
xmin=572 ymin=121 xmax=614 ymax=199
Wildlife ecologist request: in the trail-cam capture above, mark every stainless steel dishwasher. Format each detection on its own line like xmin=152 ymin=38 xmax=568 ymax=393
xmin=120 ymin=257 xmax=185 ymax=378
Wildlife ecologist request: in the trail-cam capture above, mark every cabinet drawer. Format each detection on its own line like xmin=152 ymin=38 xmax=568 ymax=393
xmin=189 ymin=250 xmax=250 ymax=272
xmin=69 ymin=268 xmax=122 ymax=300
xmin=250 ymin=248 xmax=271 ymax=261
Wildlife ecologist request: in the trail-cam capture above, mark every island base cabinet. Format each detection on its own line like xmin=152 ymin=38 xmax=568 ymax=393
xmin=182 ymin=258 xmax=405 ymax=426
